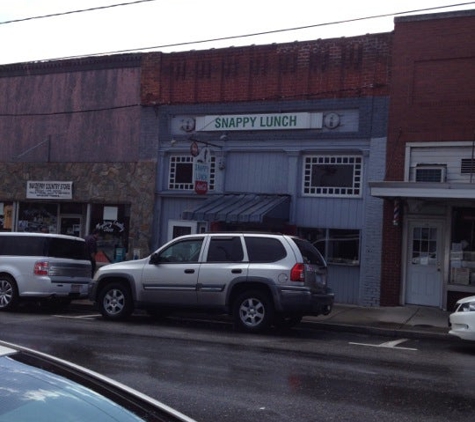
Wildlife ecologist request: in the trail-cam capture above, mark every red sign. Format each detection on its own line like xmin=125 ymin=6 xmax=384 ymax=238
xmin=194 ymin=180 xmax=208 ymax=195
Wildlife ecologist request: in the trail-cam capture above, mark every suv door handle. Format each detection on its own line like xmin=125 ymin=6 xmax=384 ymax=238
xmin=184 ymin=269 xmax=195 ymax=274
xmin=231 ymin=269 xmax=242 ymax=274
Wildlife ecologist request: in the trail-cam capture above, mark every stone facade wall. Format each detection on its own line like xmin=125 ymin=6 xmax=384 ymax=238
xmin=0 ymin=161 xmax=156 ymax=257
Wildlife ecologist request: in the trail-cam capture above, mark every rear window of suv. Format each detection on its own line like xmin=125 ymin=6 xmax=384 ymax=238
xmin=0 ymin=236 xmax=89 ymax=260
xmin=292 ymin=238 xmax=326 ymax=266
xmin=245 ymin=237 xmax=287 ymax=263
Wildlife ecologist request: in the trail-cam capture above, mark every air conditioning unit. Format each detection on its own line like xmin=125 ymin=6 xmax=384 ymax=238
xmin=414 ymin=166 xmax=446 ymax=182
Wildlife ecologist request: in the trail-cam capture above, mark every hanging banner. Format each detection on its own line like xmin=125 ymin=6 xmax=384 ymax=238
xmin=193 ymin=147 xmax=211 ymax=195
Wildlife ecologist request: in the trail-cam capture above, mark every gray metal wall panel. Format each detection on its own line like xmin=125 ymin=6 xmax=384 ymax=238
xmin=328 ymin=265 xmax=360 ymax=305
xmin=225 ymin=152 xmax=288 ymax=193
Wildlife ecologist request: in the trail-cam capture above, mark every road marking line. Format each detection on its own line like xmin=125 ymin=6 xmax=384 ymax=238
xmin=349 ymin=338 xmax=417 ymax=351
xmin=54 ymin=314 xmax=100 ymax=319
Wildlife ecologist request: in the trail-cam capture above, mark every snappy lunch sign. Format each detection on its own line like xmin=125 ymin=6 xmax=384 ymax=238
xmin=196 ymin=112 xmax=323 ymax=132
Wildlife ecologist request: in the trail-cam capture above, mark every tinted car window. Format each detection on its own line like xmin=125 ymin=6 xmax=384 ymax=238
xmin=47 ymin=238 xmax=90 ymax=260
xmin=0 ymin=236 xmax=89 ymax=260
xmin=207 ymin=237 xmax=243 ymax=262
xmin=245 ymin=237 xmax=287 ymax=262
xmin=292 ymin=238 xmax=326 ymax=266
xmin=0 ymin=237 xmax=46 ymax=256
xmin=158 ymin=238 xmax=204 ymax=263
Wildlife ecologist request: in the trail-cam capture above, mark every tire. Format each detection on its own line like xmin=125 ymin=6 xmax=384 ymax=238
xmin=98 ymin=282 xmax=133 ymax=320
xmin=0 ymin=275 xmax=19 ymax=311
xmin=233 ymin=290 xmax=273 ymax=333
xmin=273 ymin=314 xmax=303 ymax=330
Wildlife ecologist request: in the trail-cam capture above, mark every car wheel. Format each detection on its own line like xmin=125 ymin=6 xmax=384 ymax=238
xmin=233 ymin=290 xmax=273 ymax=333
xmin=0 ymin=275 xmax=19 ymax=311
xmin=273 ymin=314 xmax=303 ymax=329
xmin=98 ymin=282 xmax=133 ymax=320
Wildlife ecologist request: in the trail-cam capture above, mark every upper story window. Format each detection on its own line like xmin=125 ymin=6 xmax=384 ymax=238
xmin=168 ymin=155 xmax=216 ymax=191
xmin=303 ymin=155 xmax=362 ymax=197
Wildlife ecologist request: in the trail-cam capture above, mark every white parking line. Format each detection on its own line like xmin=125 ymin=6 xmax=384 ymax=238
xmin=349 ymin=338 xmax=417 ymax=351
xmin=53 ymin=314 xmax=101 ymax=319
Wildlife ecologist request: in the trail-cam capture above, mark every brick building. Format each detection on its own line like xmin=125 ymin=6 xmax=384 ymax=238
xmin=370 ymin=10 xmax=475 ymax=310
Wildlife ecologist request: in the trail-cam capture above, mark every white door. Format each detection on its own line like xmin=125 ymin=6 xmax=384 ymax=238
xmin=406 ymin=220 xmax=444 ymax=307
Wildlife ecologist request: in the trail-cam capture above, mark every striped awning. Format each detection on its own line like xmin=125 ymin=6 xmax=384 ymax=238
xmin=182 ymin=194 xmax=290 ymax=223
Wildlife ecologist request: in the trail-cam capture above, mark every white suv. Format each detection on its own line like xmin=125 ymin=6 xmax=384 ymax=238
xmin=0 ymin=233 xmax=92 ymax=311
xmin=89 ymin=233 xmax=334 ymax=332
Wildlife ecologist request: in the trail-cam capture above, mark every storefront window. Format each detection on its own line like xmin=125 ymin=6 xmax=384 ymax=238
xmin=17 ymin=203 xmax=58 ymax=233
xmin=298 ymin=227 xmax=360 ymax=266
xmin=89 ymin=204 xmax=130 ymax=264
xmin=168 ymin=155 xmax=216 ymax=190
xmin=450 ymin=207 xmax=475 ymax=286
xmin=0 ymin=202 xmax=13 ymax=231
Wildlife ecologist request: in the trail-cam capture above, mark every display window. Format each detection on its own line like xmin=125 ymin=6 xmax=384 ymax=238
xmin=89 ymin=204 xmax=130 ymax=263
xmin=450 ymin=207 xmax=475 ymax=286
xmin=17 ymin=203 xmax=58 ymax=233
xmin=298 ymin=227 xmax=360 ymax=266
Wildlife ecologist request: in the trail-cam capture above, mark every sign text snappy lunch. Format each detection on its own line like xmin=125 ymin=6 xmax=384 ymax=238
xmin=196 ymin=112 xmax=323 ymax=132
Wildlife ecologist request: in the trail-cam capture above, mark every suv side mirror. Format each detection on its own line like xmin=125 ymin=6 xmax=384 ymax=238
xmin=149 ymin=253 xmax=160 ymax=265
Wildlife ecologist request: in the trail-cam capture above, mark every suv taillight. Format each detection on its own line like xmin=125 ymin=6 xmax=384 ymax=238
xmin=34 ymin=261 xmax=50 ymax=276
xmin=290 ymin=263 xmax=305 ymax=282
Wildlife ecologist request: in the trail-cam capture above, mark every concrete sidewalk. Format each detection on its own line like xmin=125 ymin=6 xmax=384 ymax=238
xmin=72 ymin=300 xmax=452 ymax=340
xmin=304 ymin=303 xmax=451 ymax=339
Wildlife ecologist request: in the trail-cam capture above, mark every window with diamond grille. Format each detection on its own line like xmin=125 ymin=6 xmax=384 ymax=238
xmin=168 ymin=155 xmax=216 ymax=190
xmin=303 ymin=155 xmax=362 ymax=197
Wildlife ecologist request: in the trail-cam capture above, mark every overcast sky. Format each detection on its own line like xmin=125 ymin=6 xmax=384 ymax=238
xmin=1 ymin=0 xmax=474 ymax=65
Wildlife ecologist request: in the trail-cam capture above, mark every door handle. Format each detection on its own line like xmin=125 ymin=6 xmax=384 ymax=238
xmin=184 ymin=269 xmax=195 ymax=274
xmin=231 ymin=269 xmax=242 ymax=274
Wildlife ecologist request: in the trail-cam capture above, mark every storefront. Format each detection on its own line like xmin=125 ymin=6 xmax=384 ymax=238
xmin=1 ymin=196 xmax=130 ymax=265
xmin=371 ymin=141 xmax=475 ymax=310
xmin=154 ymin=97 xmax=387 ymax=306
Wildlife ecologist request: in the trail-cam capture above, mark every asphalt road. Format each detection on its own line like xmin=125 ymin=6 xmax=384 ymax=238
xmin=1 ymin=304 xmax=474 ymax=422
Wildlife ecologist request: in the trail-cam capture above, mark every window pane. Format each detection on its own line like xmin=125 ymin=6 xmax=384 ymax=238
xmin=311 ymin=164 xmax=354 ymax=187
xmin=245 ymin=237 xmax=287 ymax=262
xmin=168 ymin=155 xmax=216 ymax=191
xmin=303 ymin=155 xmax=362 ymax=197
xmin=159 ymin=238 xmax=204 ymax=263
xmin=327 ymin=229 xmax=360 ymax=265
xmin=207 ymin=237 xmax=243 ymax=262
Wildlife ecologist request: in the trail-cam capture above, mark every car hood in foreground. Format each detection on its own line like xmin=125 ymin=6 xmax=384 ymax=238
xmin=0 ymin=340 xmax=196 ymax=422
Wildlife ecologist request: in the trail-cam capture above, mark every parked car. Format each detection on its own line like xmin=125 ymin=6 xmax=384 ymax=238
xmin=449 ymin=295 xmax=475 ymax=341
xmin=0 ymin=339 xmax=196 ymax=422
xmin=0 ymin=232 xmax=91 ymax=311
xmin=89 ymin=232 xmax=334 ymax=332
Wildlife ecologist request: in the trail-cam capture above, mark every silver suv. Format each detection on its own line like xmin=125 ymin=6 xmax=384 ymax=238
xmin=89 ymin=233 xmax=334 ymax=332
xmin=0 ymin=233 xmax=92 ymax=311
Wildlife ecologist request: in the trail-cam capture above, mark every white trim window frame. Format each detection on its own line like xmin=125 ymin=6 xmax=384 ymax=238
xmin=168 ymin=155 xmax=216 ymax=191
xmin=303 ymin=154 xmax=362 ymax=197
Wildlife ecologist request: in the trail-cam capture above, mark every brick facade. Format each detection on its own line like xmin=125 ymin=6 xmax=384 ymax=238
xmin=380 ymin=10 xmax=475 ymax=305
xmin=141 ymin=34 xmax=392 ymax=105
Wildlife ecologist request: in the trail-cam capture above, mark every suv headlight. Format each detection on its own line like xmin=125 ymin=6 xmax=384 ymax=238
xmin=459 ymin=301 xmax=475 ymax=312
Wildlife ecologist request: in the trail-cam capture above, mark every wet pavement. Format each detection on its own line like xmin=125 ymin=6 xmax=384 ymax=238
xmin=72 ymin=300 xmax=452 ymax=340
xmin=304 ymin=303 xmax=451 ymax=340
